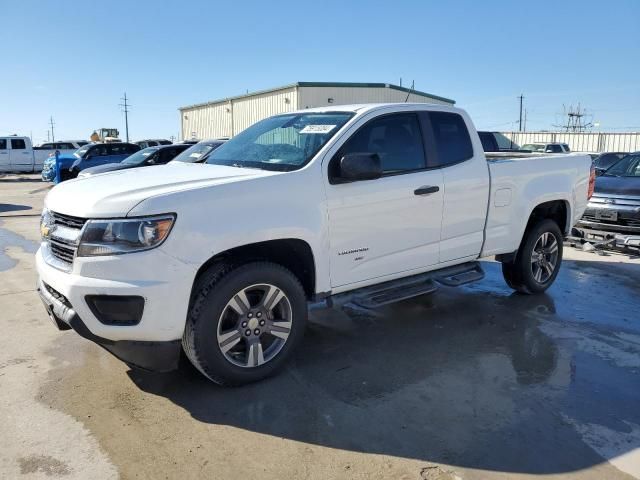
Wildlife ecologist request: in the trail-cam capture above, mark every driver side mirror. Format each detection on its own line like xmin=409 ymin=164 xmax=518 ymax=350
xmin=334 ymin=153 xmax=382 ymax=183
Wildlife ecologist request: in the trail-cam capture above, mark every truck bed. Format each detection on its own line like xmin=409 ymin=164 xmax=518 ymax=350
xmin=481 ymin=153 xmax=592 ymax=257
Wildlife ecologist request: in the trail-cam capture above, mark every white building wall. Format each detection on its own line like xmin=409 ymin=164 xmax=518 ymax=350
xmin=181 ymin=102 xmax=231 ymax=140
xmin=180 ymin=85 xmax=454 ymax=140
xmin=231 ymin=86 xmax=297 ymax=135
xmin=298 ymin=86 xmax=452 ymax=109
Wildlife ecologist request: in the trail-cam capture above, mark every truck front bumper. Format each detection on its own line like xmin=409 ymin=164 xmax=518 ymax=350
xmin=35 ymin=246 xmax=196 ymax=372
xmin=38 ymin=278 xmax=181 ymax=371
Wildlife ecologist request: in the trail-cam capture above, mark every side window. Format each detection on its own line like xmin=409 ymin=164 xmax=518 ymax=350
xmin=550 ymin=145 xmax=563 ymax=153
xmin=158 ymin=149 xmax=175 ymax=164
xmin=340 ymin=113 xmax=426 ymax=174
xmin=107 ymin=144 xmax=124 ymax=155
xmin=563 ymin=144 xmax=571 ymax=152
xmin=88 ymin=145 xmax=107 ymax=158
xmin=127 ymin=144 xmax=140 ymax=154
xmin=11 ymin=139 xmax=26 ymax=149
xmin=57 ymin=142 xmax=74 ymax=149
xmin=0 ymin=139 xmax=7 ymax=149
xmin=41 ymin=143 xmax=53 ymax=149
xmin=428 ymin=112 xmax=473 ymax=167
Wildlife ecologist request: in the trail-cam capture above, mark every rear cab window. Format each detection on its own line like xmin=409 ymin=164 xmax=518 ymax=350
xmin=426 ymin=111 xmax=473 ymax=167
xmin=11 ymin=139 xmax=26 ymax=149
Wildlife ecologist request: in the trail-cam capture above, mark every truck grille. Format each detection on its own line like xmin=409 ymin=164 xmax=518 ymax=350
xmin=46 ymin=211 xmax=87 ymax=266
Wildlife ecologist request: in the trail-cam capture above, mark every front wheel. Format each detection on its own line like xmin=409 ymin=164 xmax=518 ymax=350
xmin=501 ymin=219 xmax=563 ymax=294
xmin=183 ymin=262 xmax=307 ymax=386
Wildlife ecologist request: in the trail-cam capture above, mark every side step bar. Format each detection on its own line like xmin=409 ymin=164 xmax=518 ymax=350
xmin=330 ymin=261 xmax=485 ymax=309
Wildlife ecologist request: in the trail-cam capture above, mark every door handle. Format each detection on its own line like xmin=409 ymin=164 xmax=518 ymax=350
xmin=414 ymin=185 xmax=440 ymax=196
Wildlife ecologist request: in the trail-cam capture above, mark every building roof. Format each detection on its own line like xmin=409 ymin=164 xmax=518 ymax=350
xmin=179 ymin=81 xmax=455 ymax=110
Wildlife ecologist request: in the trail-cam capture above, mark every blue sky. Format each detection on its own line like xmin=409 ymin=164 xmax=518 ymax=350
xmin=2 ymin=0 xmax=639 ymax=143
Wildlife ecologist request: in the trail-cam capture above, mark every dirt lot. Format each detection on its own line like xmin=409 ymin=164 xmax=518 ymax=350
xmin=2 ymin=174 xmax=640 ymax=480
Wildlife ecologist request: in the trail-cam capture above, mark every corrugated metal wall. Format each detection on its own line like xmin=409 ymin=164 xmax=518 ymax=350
xmin=500 ymin=131 xmax=640 ymax=153
xmin=298 ymin=86 xmax=452 ymax=109
xmin=181 ymin=103 xmax=231 ymax=140
xmin=231 ymin=87 xmax=297 ymax=134
xmin=180 ymin=87 xmax=297 ymax=140
xmin=180 ymin=86 xmax=454 ymax=139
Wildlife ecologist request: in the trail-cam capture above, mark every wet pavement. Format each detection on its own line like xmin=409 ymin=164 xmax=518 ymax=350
xmin=1 ymin=174 xmax=640 ymax=479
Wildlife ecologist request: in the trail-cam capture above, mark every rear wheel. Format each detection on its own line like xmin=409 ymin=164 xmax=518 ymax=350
xmin=183 ymin=262 xmax=307 ymax=386
xmin=501 ymin=219 xmax=563 ymax=294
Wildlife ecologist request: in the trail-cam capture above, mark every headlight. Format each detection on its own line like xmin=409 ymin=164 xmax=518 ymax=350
xmin=40 ymin=208 xmax=52 ymax=240
xmin=77 ymin=214 xmax=175 ymax=256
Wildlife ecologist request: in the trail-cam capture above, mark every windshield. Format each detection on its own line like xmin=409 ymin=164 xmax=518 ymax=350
xmin=172 ymin=142 xmax=223 ymax=163
xmin=521 ymin=143 xmax=546 ymax=152
xmin=205 ymin=112 xmax=354 ymax=171
xmin=74 ymin=145 xmax=91 ymax=158
xmin=122 ymin=147 xmax=158 ymax=165
xmin=604 ymin=154 xmax=640 ymax=177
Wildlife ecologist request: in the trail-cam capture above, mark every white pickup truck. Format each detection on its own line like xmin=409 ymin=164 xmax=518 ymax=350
xmin=0 ymin=137 xmax=84 ymax=173
xmin=36 ymin=103 xmax=593 ymax=385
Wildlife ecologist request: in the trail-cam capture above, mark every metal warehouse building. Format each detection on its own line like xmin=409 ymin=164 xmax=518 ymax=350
xmin=179 ymin=82 xmax=455 ymax=140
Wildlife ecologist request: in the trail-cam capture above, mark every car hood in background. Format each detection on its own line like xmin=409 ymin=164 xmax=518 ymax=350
xmin=595 ymin=175 xmax=640 ymax=197
xmin=80 ymin=163 xmax=133 ymax=176
xmin=45 ymin=162 xmax=278 ymax=218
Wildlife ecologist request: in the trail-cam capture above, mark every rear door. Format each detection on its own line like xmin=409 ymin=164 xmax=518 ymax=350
xmin=423 ymin=111 xmax=490 ymax=263
xmin=9 ymin=138 xmax=33 ymax=170
xmin=0 ymin=139 xmax=9 ymax=170
xmin=326 ymin=111 xmax=444 ymax=288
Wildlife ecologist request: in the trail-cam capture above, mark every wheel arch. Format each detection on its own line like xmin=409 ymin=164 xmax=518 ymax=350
xmin=191 ymin=238 xmax=317 ymax=301
xmin=525 ymin=199 xmax=570 ymax=235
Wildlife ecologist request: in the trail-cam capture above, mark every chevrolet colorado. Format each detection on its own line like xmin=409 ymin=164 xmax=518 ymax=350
xmin=36 ymin=103 xmax=593 ymax=385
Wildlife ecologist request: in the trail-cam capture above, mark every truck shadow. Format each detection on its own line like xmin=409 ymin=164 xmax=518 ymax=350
xmin=128 ymin=259 xmax=640 ymax=476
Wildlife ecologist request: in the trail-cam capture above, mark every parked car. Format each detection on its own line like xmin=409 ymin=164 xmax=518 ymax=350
xmin=577 ymin=152 xmax=640 ymax=234
xmin=0 ymin=136 xmax=79 ymax=173
xmin=37 ymin=140 xmax=89 ymax=150
xmin=520 ymin=142 xmax=571 ymax=154
xmin=592 ymin=152 xmax=627 ymax=175
xmin=36 ymin=103 xmax=592 ymax=385
xmin=136 ymin=139 xmax=172 ymax=149
xmin=77 ymin=144 xmax=191 ymax=178
xmin=41 ymin=142 xmax=140 ymax=183
xmin=170 ymin=139 xmax=226 ymax=163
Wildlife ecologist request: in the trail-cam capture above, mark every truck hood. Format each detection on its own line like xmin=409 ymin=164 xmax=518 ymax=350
xmin=595 ymin=175 xmax=640 ymax=197
xmin=45 ymin=162 xmax=276 ymax=218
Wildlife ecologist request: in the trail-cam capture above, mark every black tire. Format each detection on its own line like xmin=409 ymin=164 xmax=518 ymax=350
xmin=501 ymin=219 xmax=563 ymax=294
xmin=182 ymin=261 xmax=307 ymax=386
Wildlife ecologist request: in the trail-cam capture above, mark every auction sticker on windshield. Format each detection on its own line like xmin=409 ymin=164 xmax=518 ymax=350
xmin=300 ymin=125 xmax=336 ymax=134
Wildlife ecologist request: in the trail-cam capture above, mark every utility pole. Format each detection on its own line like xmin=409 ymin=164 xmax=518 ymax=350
xmin=518 ymin=95 xmax=524 ymax=132
xmin=523 ymin=109 xmax=528 ymax=132
xmin=119 ymin=93 xmax=131 ymax=142
xmin=47 ymin=131 xmax=50 ymax=142
xmin=49 ymin=116 xmax=55 ymax=142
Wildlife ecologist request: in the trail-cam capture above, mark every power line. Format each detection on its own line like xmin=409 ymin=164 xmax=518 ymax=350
xmin=119 ymin=93 xmax=131 ymax=142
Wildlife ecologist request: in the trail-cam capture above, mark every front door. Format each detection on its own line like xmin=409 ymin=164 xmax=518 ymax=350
xmin=325 ymin=112 xmax=444 ymax=288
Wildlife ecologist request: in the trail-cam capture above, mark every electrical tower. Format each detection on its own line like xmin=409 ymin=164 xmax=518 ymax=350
xmin=554 ymin=104 xmax=593 ymax=132
xmin=119 ymin=93 xmax=131 ymax=142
